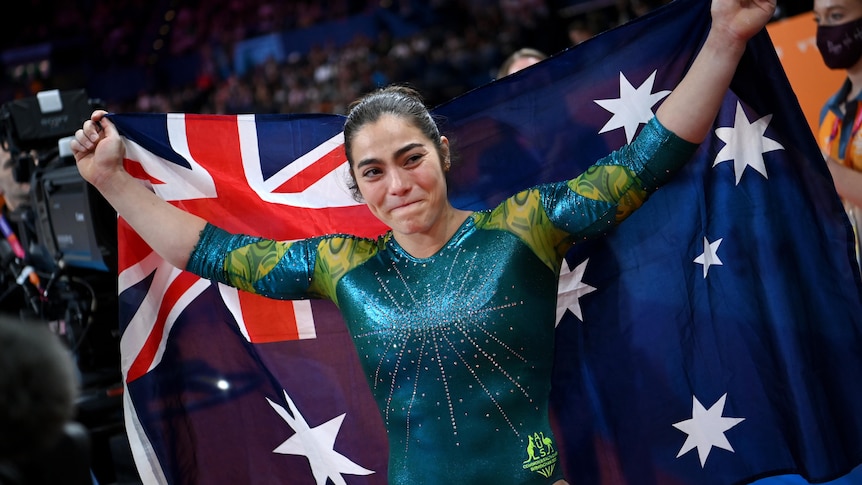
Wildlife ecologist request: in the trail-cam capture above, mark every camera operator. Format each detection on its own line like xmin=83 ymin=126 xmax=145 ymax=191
xmin=0 ymin=145 xmax=32 ymax=317
xmin=1 ymin=90 xmax=125 ymax=484
xmin=0 ymin=146 xmax=30 ymax=214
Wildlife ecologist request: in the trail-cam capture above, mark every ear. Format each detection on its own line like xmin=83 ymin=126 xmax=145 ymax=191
xmin=440 ymin=136 xmax=451 ymax=171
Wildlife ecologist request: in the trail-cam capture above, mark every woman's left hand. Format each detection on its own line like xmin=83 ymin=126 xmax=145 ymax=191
xmin=710 ymin=0 xmax=777 ymax=45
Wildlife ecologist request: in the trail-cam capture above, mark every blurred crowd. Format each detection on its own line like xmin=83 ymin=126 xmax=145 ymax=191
xmin=2 ymin=0 xmax=811 ymax=116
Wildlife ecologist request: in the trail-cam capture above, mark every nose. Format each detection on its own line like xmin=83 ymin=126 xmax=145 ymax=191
xmin=386 ymin=169 xmax=410 ymax=195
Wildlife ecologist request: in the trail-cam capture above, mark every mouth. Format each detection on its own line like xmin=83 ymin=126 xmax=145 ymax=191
xmin=391 ymin=200 xmax=421 ymax=212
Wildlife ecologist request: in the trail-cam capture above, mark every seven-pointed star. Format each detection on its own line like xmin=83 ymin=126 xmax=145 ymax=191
xmin=267 ymin=390 xmax=374 ymax=485
xmin=556 ymin=258 xmax=597 ymax=326
xmin=713 ymin=101 xmax=784 ymax=185
xmin=693 ymin=237 xmax=723 ymax=278
xmin=673 ymin=393 xmax=745 ymax=467
xmin=594 ymin=70 xmax=671 ymax=143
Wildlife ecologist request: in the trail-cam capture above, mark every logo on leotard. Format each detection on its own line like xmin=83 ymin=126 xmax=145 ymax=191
xmin=522 ymin=431 xmax=558 ymax=478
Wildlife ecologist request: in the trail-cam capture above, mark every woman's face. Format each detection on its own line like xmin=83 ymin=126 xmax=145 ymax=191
xmin=815 ymin=0 xmax=862 ymax=26
xmin=350 ymin=114 xmax=450 ymax=238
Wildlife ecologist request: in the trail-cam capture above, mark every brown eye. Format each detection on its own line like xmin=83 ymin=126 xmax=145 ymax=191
xmin=404 ymin=154 xmax=423 ymax=166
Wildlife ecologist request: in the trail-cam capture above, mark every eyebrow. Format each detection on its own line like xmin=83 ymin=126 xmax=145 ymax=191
xmin=356 ymin=142 xmax=425 ymax=169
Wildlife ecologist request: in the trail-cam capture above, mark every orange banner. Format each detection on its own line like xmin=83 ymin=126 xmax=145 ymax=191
xmin=767 ymin=12 xmax=846 ymax=135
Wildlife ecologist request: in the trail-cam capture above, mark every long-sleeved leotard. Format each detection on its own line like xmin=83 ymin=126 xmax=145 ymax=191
xmin=187 ymin=117 xmax=696 ymax=484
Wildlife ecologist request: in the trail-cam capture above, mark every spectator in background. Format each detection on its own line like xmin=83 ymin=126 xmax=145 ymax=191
xmin=566 ymin=10 xmax=613 ymax=46
xmin=813 ymin=0 xmax=862 ymax=269
xmin=567 ymin=18 xmax=596 ymax=45
xmin=497 ymin=47 xmax=548 ymax=78
xmin=0 ymin=315 xmax=91 ymax=485
xmin=0 ymin=148 xmax=30 ymax=214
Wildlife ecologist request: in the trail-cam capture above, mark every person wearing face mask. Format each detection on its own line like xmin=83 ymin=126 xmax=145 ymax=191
xmin=815 ymin=0 xmax=862 ymax=268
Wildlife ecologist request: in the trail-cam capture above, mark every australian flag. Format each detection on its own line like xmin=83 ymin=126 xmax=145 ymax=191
xmin=108 ymin=0 xmax=862 ymax=483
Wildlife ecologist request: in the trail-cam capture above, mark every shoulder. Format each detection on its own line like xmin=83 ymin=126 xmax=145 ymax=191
xmin=314 ymin=232 xmax=386 ymax=267
xmin=474 ymin=183 xmax=575 ymax=234
xmin=820 ymin=80 xmax=852 ymax=125
xmin=307 ymin=233 xmax=388 ymax=301
xmin=475 ymin=186 xmax=546 ymax=228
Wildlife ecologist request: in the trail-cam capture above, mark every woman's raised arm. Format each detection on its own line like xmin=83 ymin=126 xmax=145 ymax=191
xmin=71 ymin=110 xmax=206 ymax=269
xmin=655 ymin=0 xmax=776 ymax=143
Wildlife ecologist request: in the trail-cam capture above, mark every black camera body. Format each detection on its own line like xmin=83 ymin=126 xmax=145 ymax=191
xmin=2 ymin=90 xmax=96 ymax=182
xmin=0 ymin=89 xmax=119 ymax=373
xmin=0 ymin=89 xmax=126 ymax=482
xmin=2 ymin=89 xmax=94 ymax=151
xmin=1 ymin=89 xmax=115 ymax=274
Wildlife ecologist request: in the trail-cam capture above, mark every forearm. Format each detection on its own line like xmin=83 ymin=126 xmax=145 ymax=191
xmin=655 ymin=29 xmax=747 ymax=143
xmin=95 ymin=170 xmax=205 ymax=269
xmin=826 ymin=157 xmax=862 ymax=207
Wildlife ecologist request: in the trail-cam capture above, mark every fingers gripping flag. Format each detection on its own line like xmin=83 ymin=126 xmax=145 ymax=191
xmin=110 ymin=0 xmax=862 ymax=483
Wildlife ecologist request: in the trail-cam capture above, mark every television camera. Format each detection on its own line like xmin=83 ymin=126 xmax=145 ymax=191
xmin=0 ymin=89 xmax=126 ymax=482
xmin=0 ymin=88 xmax=118 ymax=360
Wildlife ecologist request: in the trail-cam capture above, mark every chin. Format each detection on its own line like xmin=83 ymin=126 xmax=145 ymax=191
xmin=391 ymin=220 xmax=430 ymax=235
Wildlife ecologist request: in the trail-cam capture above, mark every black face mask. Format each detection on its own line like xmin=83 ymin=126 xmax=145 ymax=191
xmin=817 ymin=16 xmax=862 ymax=69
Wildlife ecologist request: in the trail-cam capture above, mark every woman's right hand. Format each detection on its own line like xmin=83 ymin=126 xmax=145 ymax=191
xmin=71 ymin=110 xmax=126 ymax=189
xmin=70 ymin=109 xmax=207 ymax=270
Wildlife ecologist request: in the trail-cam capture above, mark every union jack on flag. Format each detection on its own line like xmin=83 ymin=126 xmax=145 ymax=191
xmin=109 ymin=0 xmax=862 ymax=483
xmin=113 ymin=113 xmax=390 ymax=484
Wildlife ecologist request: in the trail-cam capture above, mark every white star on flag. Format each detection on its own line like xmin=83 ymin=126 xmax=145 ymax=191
xmin=693 ymin=237 xmax=723 ymax=278
xmin=673 ymin=393 xmax=745 ymax=467
xmin=713 ymin=101 xmax=784 ymax=185
xmin=594 ymin=70 xmax=671 ymax=143
xmin=556 ymin=258 xmax=597 ymax=326
xmin=267 ymin=390 xmax=374 ymax=485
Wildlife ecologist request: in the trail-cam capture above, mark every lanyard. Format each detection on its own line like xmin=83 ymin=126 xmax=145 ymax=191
xmin=828 ymin=102 xmax=862 ymax=160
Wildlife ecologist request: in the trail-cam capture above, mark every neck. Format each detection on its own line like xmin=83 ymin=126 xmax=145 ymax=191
xmin=394 ymin=207 xmax=471 ymax=259
xmin=847 ymin=63 xmax=862 ymax=102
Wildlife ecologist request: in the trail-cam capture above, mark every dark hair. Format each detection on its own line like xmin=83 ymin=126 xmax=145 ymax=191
xmin=343 ymin=85 xmax=447 ymax=200
xmin=0 ymin=316 xmax=78 ymax=460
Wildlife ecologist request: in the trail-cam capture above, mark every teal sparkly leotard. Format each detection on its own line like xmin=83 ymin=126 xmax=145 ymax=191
xmin=186 ymin=118 xmax=696 ymax=484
